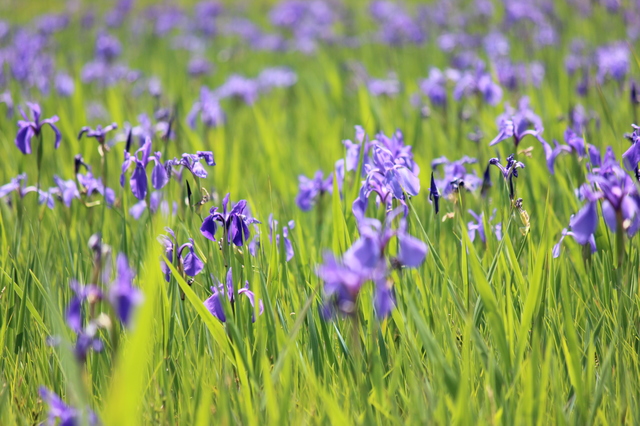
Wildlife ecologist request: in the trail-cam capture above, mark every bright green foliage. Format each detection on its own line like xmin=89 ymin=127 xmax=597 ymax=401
xmin=1 ymin=1 xmax=640 ymax=425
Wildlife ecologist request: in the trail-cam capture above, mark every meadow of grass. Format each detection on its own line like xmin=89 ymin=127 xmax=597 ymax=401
xmin=1 ymin=1 xmax=640 ymax=425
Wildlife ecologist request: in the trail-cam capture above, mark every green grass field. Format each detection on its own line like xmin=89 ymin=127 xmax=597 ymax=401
xmin=1 ymin=1 xmax=640 ymax=424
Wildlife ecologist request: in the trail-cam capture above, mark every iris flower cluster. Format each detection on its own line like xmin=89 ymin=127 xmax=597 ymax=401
xmin=351 ymin=129 xmax=421 ymax=217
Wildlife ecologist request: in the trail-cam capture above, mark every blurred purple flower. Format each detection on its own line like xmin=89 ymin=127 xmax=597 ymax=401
xmin=467 ymin=209 xmax=502 ymax=243
xmin=296 ymin=170 xmax=333 ymax=211
xmin=39 ymin=387 xmax=99 ymax=426
xmin=268 ymin=215 xmax=295 ymax=261
xmin=187 ymin=86 xmax=225 ymax=129
xmin=109 ymin=253 xmax=143 ymax=327
xmin=54 ymin=73 xmax=74 ymax=97
xmin=78 ymin=122 xmax=118 ymax=145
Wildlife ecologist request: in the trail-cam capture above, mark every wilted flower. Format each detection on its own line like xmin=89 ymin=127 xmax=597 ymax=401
xmin=15 ymin=102 xmax=61 ymax=155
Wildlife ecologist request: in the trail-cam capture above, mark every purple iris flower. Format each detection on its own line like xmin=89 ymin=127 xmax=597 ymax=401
xmin=257 ymin=67 xmax=297 ymax=92
xmin=187 ymin=86 xmax=226 ymax=129
xmin=488 ymin=154 xmax=525 ymax=200
xmin=95 ymin=31 xmax=122 ymax=62
xmin=54 ymin=73 xmax=75 ymax=97
xmin=200 ymin=193 xmax=260 ymax=246
xmin=129 ymin=191 xmax=164 ymax=219
xmin=77 ymin=170 xmax=115 ymax=206
xmin=467 ymin=209 xmax=502 ymax=243
xmin=121 ymin=138 xmax=170 ymax=200
xmin=369 ymin=1 xmax=425 ymax=45
xmin=188 ymin=57 xmax=213 ymax=77
xmin=109 ymin=253 xmax=143 ymax=327
xmin=268 ymin=215 xmax=295 ymax=261
xmin=419 ymin=67 xmax=448 ymax=107
xmin=78 ymin=122 xmax=118 ymax=145
xmin=622 ymin=124 xmax=640 ymax=176
xmin=39 ymin=387 xmax=99 ymax=426
xmin=66 ymin=280 xmax=103 ymax=333
xmin=214 ymin=74 xmax=260 ymax=105
xmin=451 ymin=63 xmax=503 ymax=106
xmin=0 ymin=174 xmax=28 ymax=199
xmin=352 ymin=129 xmax=421 ymax=218
xmin=180 ymin=239 xmax=205 ymax=276
xmin=15 ymin=102 xmax=61 ymax=154
xmin=541 ymin=127 xmax=594 ymax=174
xmin=165 ymin=151 xmax=216 ymax=181
xmin=431 ymin=156 xmax=482 ymax=197
xmin=204 ymin=268 xmax=263 ymax=322
xmin=489 ymin=97 xmax=545 ymax=147
xmin=296 ymin=171 xmax=333 ymax=211
xmin=595 ymin=42 xmax=629 ymax=83
xmin=552 ymin=227 xmax=597 ymax=258
xmin=366 ymin=76 xmax=401 ymax=97
xmin=52 ymin=176 xmax=80 ymax=207
xmin=588 ymin=166 xmax=640 ymax=235
xmin=318 ymin=209 xmax=427 ymax=319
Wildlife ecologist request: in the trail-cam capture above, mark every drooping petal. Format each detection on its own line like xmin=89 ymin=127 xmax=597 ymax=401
xmin=129 ymin=161 xmax=148 ymax=200
xmin=569 ymin=201 xmax=598 ymax=245
xmin=182 ymin=241 xmax=204 ymax=276
xmin=42 ymin=118 xmax=62 ymax=149
xmin=397 ymin=233 xmax=428 ymax=267
xmin=15 ymin=125 xmax=33 ymax=154
xmin=129 ymin=200 xmax=147 ymax=219
xmin=200 ymin=215 xmax=218 ymax=241
xmin=151 ymin=159 xmax=169 ymax=189
xmin=343 ymin=236 xmax=381 ymax=272
xmin=204 ymin=291 xmax=226 ymax=322
xmin=373 ymin=278 xmax=395 ymax=319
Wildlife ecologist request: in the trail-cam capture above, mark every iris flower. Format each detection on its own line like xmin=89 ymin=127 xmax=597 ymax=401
xmin=158 ymin=228 xmax=205 ymax=281
xmin=489 ymin=97 xmax=545 ymax=147
xmin=120 ymin=137 xmax=169 ymax=200
xmin=204 ymin=268 xmax=263 ymax=322
xmin=317 ymin=208 xmax=427 ymax=319
xmin=201 ymin=193 xmax=260 ymax=246
xmin=109 ymin=253 xmax=143 ymax=327
xmin=15 ymin=102 xmax=61 ymax=154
